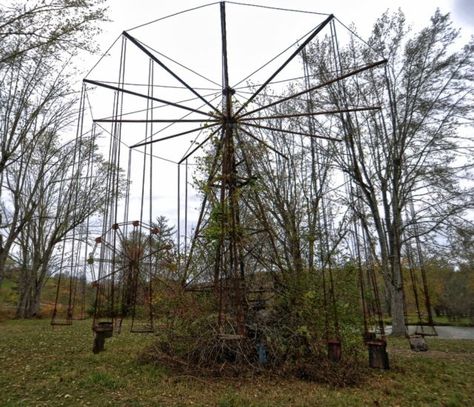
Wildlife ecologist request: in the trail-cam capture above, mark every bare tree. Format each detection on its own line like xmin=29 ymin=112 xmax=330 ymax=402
xmin=0 ymin=0 xmax=106 ymax=65
xmin=0 ymin=0 xmax=106 ymax=287
xmin=13 ymin=133 xmax=112 ymax=317
xmin=305 ymin=9 xmax=474 ymax=335
xmin=0 ymin=56 xmax=77 ymax=285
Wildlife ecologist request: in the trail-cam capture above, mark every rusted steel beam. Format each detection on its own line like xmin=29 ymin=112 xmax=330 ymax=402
xmin=239 ymin=106 xmax=381 ymax=121
xmin=94 ymin=118 xmax=219 ymax=123
xmin=178 ymin=125 xmax=222 ymax=164
xmin=122 ymin=31 xmax=221 ymax=115
xmin=234 ymin=14 xmax=334 ymax=116
xmin=238 ymin=59 xmax=387 ymax=118
xmin=241 ymin=121 xmax=343 ymax=141
xmin=237 ymin=125 xmax=288 ymax=159
xmin=130 ymin=123 xmax=219 ymax=148
xmin=84 ymin=78 xmax=214 ymax=118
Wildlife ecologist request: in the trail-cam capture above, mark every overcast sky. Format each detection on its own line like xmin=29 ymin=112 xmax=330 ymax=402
xmin=100 ymin=0 xmax=474 ymax=43
xmin=83 ymin=0 xmax=474 ymax=236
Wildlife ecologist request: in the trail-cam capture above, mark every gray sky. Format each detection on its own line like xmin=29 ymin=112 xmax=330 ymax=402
xmin=83 ymin=1 xmax=474 ymax=236
xmin=452 ymin=0 xmax=474 ymax=28
xmin=101 ymin=0 xmax=473 ymax=42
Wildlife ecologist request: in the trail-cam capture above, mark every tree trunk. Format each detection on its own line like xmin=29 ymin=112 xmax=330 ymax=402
xmin=15 ymin=283 xmax=31 ymax=319
xmin=0 ymin=233 xmax=4 ymax=287
xmin=390 ymin=283 xmax=406 ymax=336
xmin=389 ymin=157 xmax=407 ymax=336
xmin=16 ymin=282 xmax=42 ymax=318
xmin=0 ymin=247 xmax=9 ymax=288
xmin=27 ymin=284 xmax=42 ymax=317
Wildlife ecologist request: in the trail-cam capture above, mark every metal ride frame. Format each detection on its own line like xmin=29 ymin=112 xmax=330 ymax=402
xmin=83 ymin=2 xmax=387 ymax=338
xmin=50 ymin=2 xmax=417 ymax=368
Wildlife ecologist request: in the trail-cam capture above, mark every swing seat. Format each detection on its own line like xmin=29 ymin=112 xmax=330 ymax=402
xmin=367 ymin=339 xmax=390 ymax=370
xmin=130 ymin=326 xmax=154 ymax=333
xmin=327 ymin=339 xmax=342 ymax=362
xmin=92 ymin=322 xmax=113 ymax=354
xmin=363 ymin=332 xmax=377 ymax=343
xmin=409 ymin=335 xmax=428 ymax=352
xmin=93 ymin=321 xmax=114 ymax=338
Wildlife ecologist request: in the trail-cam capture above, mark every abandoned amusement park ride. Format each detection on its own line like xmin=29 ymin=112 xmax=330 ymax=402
xmin=50 ymin=1 xmax=436 ymax=371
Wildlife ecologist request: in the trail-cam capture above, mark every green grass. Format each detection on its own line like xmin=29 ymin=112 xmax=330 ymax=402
xmin=0 ymin=319 xmax=473 ymax=406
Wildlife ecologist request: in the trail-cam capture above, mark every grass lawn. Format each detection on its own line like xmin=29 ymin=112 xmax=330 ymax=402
xmin=0 ymin=319 xmax=473 ymax=406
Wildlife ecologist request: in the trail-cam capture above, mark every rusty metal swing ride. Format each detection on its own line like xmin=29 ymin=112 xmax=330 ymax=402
xmin=50 ymin=1 xmax=404 ymax=367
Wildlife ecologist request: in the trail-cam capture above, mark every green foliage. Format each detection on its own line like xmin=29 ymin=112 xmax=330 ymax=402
xmin=0 ymin=279 xmax=18 ymax=319
xmin=151 ymin=284 xmax=215 ymax=333
xmin=268 ymin=265 xmax=365 ymax=361
xmin=440 ymin=268 xmax=474 ymax=321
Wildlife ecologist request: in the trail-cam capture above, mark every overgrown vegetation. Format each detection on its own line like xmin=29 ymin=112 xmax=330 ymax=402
xmin=139 ymin=267 xmax=366 ymax=385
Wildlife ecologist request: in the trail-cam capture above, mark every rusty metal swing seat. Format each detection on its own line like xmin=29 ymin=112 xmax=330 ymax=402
xmin=357 ymin=246 xmax=390 ymax=369
xmin=367 ymin=339 xmax=390 ymax=369
xmin=50 ymin=273 xmax=83 ymax=327
xmin=50 ymin=240 xmax=91 ymax=327
xmin=51 ymin=310 xmax=73 ymax=326
xmin=327 ymin=339 xmax=342 ymax=362
xmin=92 ymin=321 xmax=114 ymax=353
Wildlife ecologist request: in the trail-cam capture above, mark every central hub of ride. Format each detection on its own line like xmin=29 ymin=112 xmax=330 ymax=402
xmin=222 ymin=86 xmax=235 ymax=96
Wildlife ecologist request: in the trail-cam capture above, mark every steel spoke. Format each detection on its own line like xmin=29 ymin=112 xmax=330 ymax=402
xmin=84 ymin=78 xmax=215 ymax=118
xmin=130 ymin=123 xmax=219 ymax=148
xmin=241 ymin=121 xmax=343 ymax=141
xmin=237 ymin=59 xmax=387 ymax=119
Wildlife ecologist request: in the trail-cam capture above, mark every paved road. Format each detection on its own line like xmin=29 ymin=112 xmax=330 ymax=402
xmin=386 ymin=325 xmax=474 ymax=339
xmin=433 ymin=325 xmax=474 ymax=339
